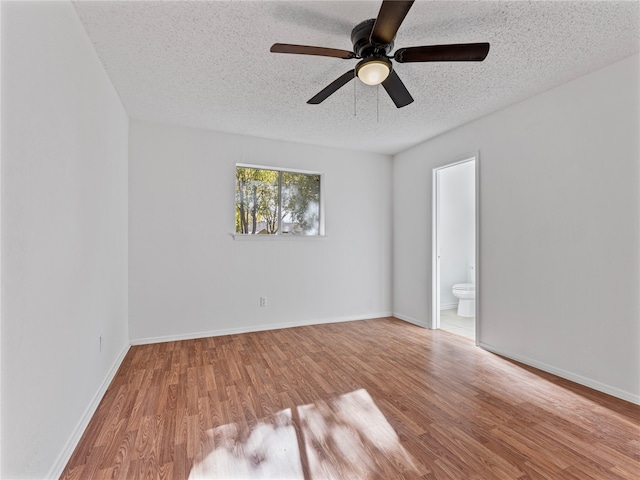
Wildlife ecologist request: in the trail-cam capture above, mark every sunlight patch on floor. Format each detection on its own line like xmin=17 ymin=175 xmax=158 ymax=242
xmin=189 ymin=389 xmax=418 ymax=479
xmin=301 ymin=389 xmax=417 ymax=478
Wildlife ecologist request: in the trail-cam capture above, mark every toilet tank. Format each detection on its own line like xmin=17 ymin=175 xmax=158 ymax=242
xmin=468 ymin=264 xmax=475 ymax=284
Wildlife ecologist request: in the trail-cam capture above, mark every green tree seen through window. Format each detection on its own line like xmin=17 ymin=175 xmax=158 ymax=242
xmin=235 ymin=166 xmax=321 ymax=235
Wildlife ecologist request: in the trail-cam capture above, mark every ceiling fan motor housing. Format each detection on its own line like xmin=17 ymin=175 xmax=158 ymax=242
xmin=351 ymin=19 xmax=393 ymax=58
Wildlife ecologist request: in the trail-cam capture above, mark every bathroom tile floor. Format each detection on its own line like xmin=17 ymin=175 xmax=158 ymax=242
xmin=440 ymin=309 xmax=475 ymax=340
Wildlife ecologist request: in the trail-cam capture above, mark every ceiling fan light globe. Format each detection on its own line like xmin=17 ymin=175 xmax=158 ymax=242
xmin=357 ymin=59 xmax=391 ymax=85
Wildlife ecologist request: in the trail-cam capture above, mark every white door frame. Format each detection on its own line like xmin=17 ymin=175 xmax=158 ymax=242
xmin=431 ymin=153 xmax=480 ymax=343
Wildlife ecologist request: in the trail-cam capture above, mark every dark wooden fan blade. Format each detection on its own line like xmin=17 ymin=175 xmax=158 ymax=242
xmin=381 ymin=70 xmax=413 ymax=108
xmin=394 ymin=43 xmax=490 ymax=63
xmin=307 ymin=70 xmax=356 ymax=104
xmin=270 ymin=43 xmax=355 ymax=59
xmin=370 ymin=0 xmax=415 ymax=46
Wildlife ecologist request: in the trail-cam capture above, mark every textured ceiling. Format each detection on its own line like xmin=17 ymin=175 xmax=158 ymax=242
xmin=73 ymin=1 xmax=640 ymax=155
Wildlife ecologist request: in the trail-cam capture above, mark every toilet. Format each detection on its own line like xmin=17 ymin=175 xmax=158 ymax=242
xmin=452 ymin=264 xmax=475 ymax=317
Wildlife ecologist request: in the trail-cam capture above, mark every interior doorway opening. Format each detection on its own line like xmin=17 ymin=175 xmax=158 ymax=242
xmin=431 ymin=155 xmax=478 ymax=342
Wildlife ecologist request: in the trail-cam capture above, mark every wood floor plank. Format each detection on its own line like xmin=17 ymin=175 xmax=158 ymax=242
xmin=61 ymin=317 xmax=640 ymax=479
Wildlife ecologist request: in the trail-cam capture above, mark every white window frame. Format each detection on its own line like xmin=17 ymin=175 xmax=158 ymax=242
xmin=233 ymin=163 xmax=326 ymax=239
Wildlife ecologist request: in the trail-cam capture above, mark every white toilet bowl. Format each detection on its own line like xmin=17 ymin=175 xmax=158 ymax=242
xmin=452 ymin=283 xmax=475 ymax=317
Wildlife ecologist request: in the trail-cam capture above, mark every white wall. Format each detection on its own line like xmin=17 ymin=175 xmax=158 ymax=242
xmin=1 ymin=2 xmax=129 ymax=478
xmin=0 ymin=3 xmax=4 ymax=475
xmin=129 ymin=120 xmax=392 ymax=343
xmin=393 ymin=55 xmax=640 ymax=403
xmin=439 ymin=160 xmax=475 ymax=308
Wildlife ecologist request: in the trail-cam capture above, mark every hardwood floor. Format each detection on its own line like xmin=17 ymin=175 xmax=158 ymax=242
xmin=61 ymin=318 xmax=640 ymax=479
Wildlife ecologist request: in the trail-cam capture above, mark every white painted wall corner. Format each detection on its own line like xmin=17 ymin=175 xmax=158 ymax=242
xmin=45 ymin=344 xmax=131 ymax=479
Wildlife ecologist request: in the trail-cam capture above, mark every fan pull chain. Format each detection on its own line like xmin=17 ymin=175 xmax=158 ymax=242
xmin=376 ymin=84 xmax=380 ymax=123
xmin=353 ymin=72 xmax=357 ymax=117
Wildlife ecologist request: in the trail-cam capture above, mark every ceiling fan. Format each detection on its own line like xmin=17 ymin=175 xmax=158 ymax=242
xmin=270 ymin=0 xmax=490 ymax=108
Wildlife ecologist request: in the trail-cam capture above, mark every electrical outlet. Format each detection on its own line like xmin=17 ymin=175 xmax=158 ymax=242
xmin=260 ymin=296 xmax=267 ymax=307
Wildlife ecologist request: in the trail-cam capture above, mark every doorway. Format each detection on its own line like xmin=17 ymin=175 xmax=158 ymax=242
xmin=432 ymin=155 xmax=478 ymax=342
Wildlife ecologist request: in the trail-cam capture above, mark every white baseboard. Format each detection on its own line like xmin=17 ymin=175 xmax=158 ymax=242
xmin=392 ymin=312 xmax=429 ymax=329
xmin=46 ymin=343 xmax=131 ymax=479
xmin=440 ymin=303 xmax=457 ymax=311
xmin=478 ymin=342 xmax=640 ymax=405
xmin=130 ymin=312 xmax=394 ymax=346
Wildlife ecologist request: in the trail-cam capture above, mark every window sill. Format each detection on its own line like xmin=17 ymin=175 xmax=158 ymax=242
xmin=232 ymin=234 xmax=327 ymax=241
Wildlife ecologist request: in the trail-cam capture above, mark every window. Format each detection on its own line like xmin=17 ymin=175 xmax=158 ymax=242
xmin=235 ymin=165 xmax=322 ymax=236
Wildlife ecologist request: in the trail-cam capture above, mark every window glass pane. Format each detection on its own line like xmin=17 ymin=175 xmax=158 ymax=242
xmin=281 ymin=172 xmax=321 ymax=235
xmin=235 ymin=167 xmax=278 ymax=234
